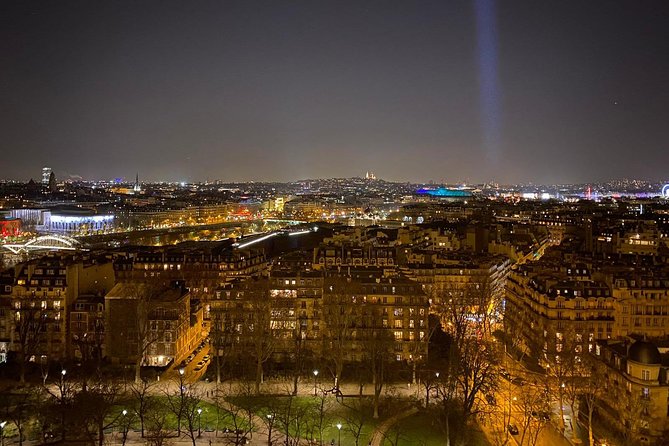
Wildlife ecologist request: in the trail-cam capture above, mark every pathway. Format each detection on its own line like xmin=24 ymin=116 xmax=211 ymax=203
xmin=369 ymin=406 xmax=419 ymax=446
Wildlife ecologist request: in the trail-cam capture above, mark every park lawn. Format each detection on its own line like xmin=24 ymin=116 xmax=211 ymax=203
xmin=107 ymin=397 xmax=251 ymax=433
xmin=227 ymin=394 xmax=381 ymax=445
xmin=383 ymin=411 xmax=491 ymax=446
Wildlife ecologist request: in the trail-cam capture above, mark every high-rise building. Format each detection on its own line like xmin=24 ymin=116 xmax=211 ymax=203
xmin=41 ymin=167 xmax=52 ymax=186
xmin=133 ymin=173 xmax=141 ymax=193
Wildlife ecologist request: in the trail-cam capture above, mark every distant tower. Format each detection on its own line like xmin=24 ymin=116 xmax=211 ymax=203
xmin=48 ymin=171 xmax=57 ymax=192
xmin=133 ymin=173 xmax=141 ymax=193
xmin=42 ymin=167 xmax=52 ymax=186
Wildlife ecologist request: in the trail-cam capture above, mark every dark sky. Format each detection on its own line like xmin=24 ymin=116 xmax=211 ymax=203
xmin=2 ymin=1 xmax=669 ymax=184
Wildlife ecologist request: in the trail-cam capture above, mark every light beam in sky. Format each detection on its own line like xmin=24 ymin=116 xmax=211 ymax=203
xmin=475 ymin=0 xmax=501 ymax=164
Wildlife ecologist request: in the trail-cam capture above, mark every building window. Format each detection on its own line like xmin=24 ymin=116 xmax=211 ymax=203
xmin=642 ymin=369 xmax=651 ymax=381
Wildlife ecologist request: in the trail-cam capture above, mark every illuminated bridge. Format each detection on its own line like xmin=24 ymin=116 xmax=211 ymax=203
xmin=263 ymin=219 xmax=307 ymax=225
xmin=2 ymin=235 xmax=84 ymax=254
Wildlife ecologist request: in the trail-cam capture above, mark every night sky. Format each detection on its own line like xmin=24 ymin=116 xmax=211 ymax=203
xmin=2 ymin=1 xmax=669 ymax=184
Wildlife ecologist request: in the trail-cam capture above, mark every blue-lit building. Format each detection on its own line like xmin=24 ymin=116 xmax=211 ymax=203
xmin=416 ymin=187 xmax=473 ymax=198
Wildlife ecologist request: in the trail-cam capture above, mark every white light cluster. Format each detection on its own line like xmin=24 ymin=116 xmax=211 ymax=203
xmin=50 ymin=215 xmax=114 ymax=223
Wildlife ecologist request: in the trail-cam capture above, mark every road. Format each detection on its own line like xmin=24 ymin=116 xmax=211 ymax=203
xmin=482 ymin=353 xmax=595 ymax=446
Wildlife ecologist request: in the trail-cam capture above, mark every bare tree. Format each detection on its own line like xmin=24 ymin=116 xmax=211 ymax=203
xmin=0 ymin=390 xmax=31 ymax=446
xmin=338 ymin=397 xmax=371 ymax=446
xmin=542 ymin=326 xmax=581 ymax=432
xmin=145 ymin=400 xmax=173 ymax=446
xmin=359 ymin=323 xmax=394 ymax=419
xmin=613 ymin=379 xmax=650 ymax=445
xmin=290 ymin=323 xmax=308 ymax=396
xmin=165 ymin=369 xmax=189 ymax=435
xmin=130 ymin=379 xmax=155 ymax=437
xmin=132 ymin=282 xmax=163 ymax=384
xmin=516 ymin=383 xmax=551 ymax=446
xmin=220 ymin=380 xmax=257 ymax=445
xmin=455 ymin=337 xmax=498 ymax=418
xmin=321 ymin=277 xmax=358 ymax=389
xmin=179 ymin=388 xmax=204 ymax=446
xmin=246 ymin=279 xmax=275 ymax=393
xmin=275 ymin=392 xmax=311 ymax=446
xmin=218 ymin=279 xmax=276 ymax=393
xmin=43 ymin=368 xmax=78 ymax=442
xmin=308 ymin=390 xmax=330 ymax=446
xmin=75 ymin=379 xmax=125 ymax=446
xmin=14 ymin=302 xmax=48 ymax=383
xmin=210 ymin=310 xmax=236 ymax=385
xmin=579 ymin=354 xmax=604 ymax=446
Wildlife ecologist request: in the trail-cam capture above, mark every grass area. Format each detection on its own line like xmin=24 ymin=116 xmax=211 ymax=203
xmin=382 ymin=410 xmax=490 ymax=446
xmin=227 ymin=394 xmax=389 ymax=445
xmin=108 ymin=397 xmax=251 ymax=433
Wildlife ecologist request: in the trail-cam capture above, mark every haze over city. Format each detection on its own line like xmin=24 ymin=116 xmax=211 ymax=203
xmin=4 ymin=2 xmax=669 ymax=446
xmin=2 ymin=0 xmax=669 ymax=183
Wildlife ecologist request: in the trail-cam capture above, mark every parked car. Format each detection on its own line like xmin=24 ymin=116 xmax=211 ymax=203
xmin=203 ymin=354 xmax=210 ymax=362
xmin=531 ymin=410 xmax=550 ymax=421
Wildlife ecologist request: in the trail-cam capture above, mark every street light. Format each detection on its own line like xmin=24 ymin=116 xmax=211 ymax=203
xmin=121 ymin=410 xmax=129 ymax=446
xmin=179 ymin=367 xmax=185 ymax=375
xmin=336 ymin=423 xmax=342 ymax=446
xmin=313 ymin=369 xmax=319 ymax=396
xmin=266 ymin=414 xmax=274 ymax=445
xmin=197 ymin=408 xmax=202 ymax=437
xmin=0 ymin=421 xmax=6 ymax=446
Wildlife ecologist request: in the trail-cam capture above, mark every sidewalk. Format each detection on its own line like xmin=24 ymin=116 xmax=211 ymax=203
xmin=369 ymin=406 xmax=419 ymax=446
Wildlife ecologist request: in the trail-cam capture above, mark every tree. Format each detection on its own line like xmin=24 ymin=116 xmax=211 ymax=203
xmin=14 ymin=302 xmax=48 ymax=383
xmin=74 ymin=380 xmax=124 ymax=446
xmin=338 ymin=397 xmax=371 ymax=446
xmin=43 ymin=368 xmax=77 ymax=442
xmin=179 ymin=390 xmax=203 ymax=446
xmin=290 ymin=322 xmax=309 ymax=396
xmin=308 ymin=390 xmax=330 ymax=446
xmin=165 ymin=369 xmax=190 ymax=436
xmin=145 ymin=400 xmax=173 ymax=446
xmin=220 ymin=380 xmax=257 ymax=445
xmin=210 ymin=310 xmax=236 ymax=385
xmin=0 ymin=390 xmax=31 ymax=446
xmin=516 ymin=383 xmax=551 ymax=446
xmin=274 ymin=392 xmax=311 ymax=446
xmin=432 ymin=281 xmax=499 ymax=420
xmin=246 ymin=279 xmax=275 ymax=393
xmin=359 ymin=323 xmax=394 ymax=419
xmin=579 ymin=354 xmax=604 ymax=446
xmin=455 ymin=336 xmax=498 ymax=418
xmin=130 ymin=379 xmax=155 ymax=438
xmin=321 ymin=277 xmax=358 ymax=389
xmin=131 ymin=282 xmax=163 ymax=384
xmin=543 ymin=327 xmax=580 ymax=432
xmin=72 ymin=311 xmax=105 ymax=371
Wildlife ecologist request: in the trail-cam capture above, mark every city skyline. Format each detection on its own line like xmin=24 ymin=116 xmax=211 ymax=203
xmin=2 ymin=1 xmax=669 ymax=183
